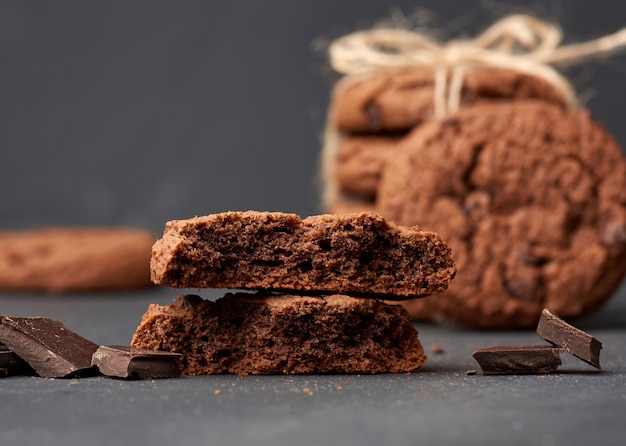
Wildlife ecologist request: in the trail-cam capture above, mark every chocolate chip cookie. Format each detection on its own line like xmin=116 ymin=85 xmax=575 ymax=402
xmin=0 ymin=227 xmax=156 ymax=293
xmin=377 ymin=100 xmax=626 ymax=328
xmin=335 ymin=135 xmax=405 ymax=199
xmin=150 ymin=211 xmax=456 ymax=299
xmin=131 ymin=293 xmax=427 ymax=375
xmin=332 ymin=67 xmax=567 ymax=133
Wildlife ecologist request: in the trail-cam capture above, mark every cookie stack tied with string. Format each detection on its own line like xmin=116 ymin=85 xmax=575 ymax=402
xmin=321 ymin=15 xmax=626 ymax=328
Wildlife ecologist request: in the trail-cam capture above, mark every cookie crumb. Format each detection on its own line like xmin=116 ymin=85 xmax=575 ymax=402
xmin=214 ymin=389 xmax=221 ymax=395
xmin=465 ymin=370 xmax=477 ymax=375
xmin=431 ymin=344 xmax=445 ymax=354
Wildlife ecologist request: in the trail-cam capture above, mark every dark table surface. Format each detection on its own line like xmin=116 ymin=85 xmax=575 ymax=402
xmin=2 ymin=2 xmax=626 ymax=445
xmin=1 ymin=283 xmax=625 ymax=446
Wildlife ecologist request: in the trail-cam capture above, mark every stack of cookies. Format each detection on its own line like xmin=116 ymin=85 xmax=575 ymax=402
xmin=323 ymin=67 xmax=626 ymax=329
xmin=324 ymin=67 xmax=565 ymax=213
xmin=131 ymin=211 xmax=456 ymax=375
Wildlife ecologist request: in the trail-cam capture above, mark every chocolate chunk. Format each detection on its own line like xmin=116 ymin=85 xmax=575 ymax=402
xmin=364 ymin=100 xmax=382 ymax=131
xmin=0 ymin=343 xmax=18 ymax=369
xmin=91 ymin=345 xmax=181 ymax=379
xmin=442 ymin=117 xmax=460 ymax=127
xmin=0 ymin=317 xmax=99 ymax=378
xmin=0 ymin=343 xmax=35 ymax=377
xmin=536 ymin=308 xmax=602 ymax=369
xmin=472 ymin=345 xmax=563 ymax=375
xmin=463 ymin=190 xmax=491 ymax=218
xmin=503 ymin=272 xmax=539 ymax=301
xmin=601 ymin=220 xmax=626 ymax=246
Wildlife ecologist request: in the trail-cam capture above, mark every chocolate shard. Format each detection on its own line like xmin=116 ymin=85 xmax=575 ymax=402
xmin=0 ymin=343 xmax=35 ymax=377
xmin=91 ymin=345 xmax=181 ymax=379
xmin=536 ymin=308 xmax=602 ymax=370
xmin=472 ymin=345 xmax=563 ymax=375
xmin=0 ymin=343 xmax=20 ymax=370
xmin=0 ymin=317 xmax=99 ymax=378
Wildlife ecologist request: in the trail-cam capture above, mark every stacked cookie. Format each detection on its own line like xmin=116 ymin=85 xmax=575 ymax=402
xmin=325 ymin=67 xmax=566 ymax=212
xmin=323 ymin=68 xmax=626 ymax=329
xmin=131 ymin=211 xmax=456 ymax=375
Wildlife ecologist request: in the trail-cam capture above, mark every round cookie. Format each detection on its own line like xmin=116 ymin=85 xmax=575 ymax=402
xmin=0 ymin=227 xmax=157 ymax=293
xmin=335 ymin=135 xmax=405 ymax=198
xmin=327 ymin=199 xmax=375 ymax=215
xmin=332 ymin=67 xmax=568 ymax=133
xmin=376 ymin=100 xmax=626 ymax=328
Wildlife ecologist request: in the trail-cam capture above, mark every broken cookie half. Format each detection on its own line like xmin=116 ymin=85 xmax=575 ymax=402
xmin=132 ymin=293 xmax=426 ymax=375
xmin=134 ymin=211 xmax=456 ymax=375
xmin=150 ymin=211 xmax=456 ymax=298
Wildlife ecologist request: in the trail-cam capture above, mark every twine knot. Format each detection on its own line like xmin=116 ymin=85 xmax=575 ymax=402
xmin=329 ymin=14 xmax=626 ymax=117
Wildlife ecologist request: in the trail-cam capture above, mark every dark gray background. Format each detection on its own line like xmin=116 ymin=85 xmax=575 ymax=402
xmin=1 ymin=1 xmax=626 ymax=445
xmin=2 ymin=0 xmax=626 ymax=230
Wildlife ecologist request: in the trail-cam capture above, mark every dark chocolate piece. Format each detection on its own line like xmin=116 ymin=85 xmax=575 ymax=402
xmin=0 ymin=317 xmax=99 ymax=378
xmin=472 ymin=345 xmax=563 ymax=375
xmin=536 ymin=308 xmax=603 ymax=370
xmin=1 ymin=343 xmax=34 ymax=377
xmin=91 ymin=345 xmax=181 ymax=379
xmin=0 ymin=343 xmax=18 ymax=369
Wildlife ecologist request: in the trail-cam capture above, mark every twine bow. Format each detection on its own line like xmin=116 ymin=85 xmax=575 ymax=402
xmin=329 ymin=15 xmax=626 ymax=117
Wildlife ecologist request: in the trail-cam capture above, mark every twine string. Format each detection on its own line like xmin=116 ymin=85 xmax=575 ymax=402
xmin=328 ymin=14 xmax=626 ymax=117
xmin=321 ymin=15 xmax=626 ymax=209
